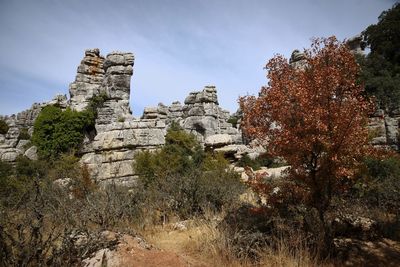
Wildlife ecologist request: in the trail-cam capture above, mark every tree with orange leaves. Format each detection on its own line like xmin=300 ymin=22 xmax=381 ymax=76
xmin=240 ymin=36 xmax=374 ymax=248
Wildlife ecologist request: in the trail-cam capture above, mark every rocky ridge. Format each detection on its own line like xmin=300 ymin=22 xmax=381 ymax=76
xmin=0 ymin=49 xmax=245 ymax=185
xmin=1 ymin=45 xmax=398 ymax=184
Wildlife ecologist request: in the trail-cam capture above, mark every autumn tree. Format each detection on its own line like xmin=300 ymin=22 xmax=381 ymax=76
xmin=240 ymin=37 xmax=373 ymax=248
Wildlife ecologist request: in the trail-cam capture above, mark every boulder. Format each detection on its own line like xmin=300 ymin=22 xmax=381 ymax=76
xmin=24 ymin=146 xmax=38 ymax=160
xmin=205 ymin=134 xmax=232 ymax=147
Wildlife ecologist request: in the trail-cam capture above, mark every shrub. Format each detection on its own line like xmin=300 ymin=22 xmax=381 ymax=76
xmin=31 ymin=106 xmax=95 ymax=159
xmin=18 ymin=127 xmax=30 ymax=140
xmin=0 ymin=160 xmax=12 ymax=178
xmin=236 ymin=153 xmax=282 ymax=170
xmin=0 ymin=119 xmax=8 ymax=134
xmin=227 ymin=116 xmax=239 ymax=128
xmin=15 ymin=155 xmax=49 ymax=179
xmin=0 ymin=159 xmax=142 ymax=266
xmin=134 ymin=124 xmax=245 ymax=220
xmin=0 ymin=161 xmax=15 ymax=206
xmin=355 ymin=156 xmax=400 ymax=212
xmin=86 ymin=92 xmax=108 ymax=116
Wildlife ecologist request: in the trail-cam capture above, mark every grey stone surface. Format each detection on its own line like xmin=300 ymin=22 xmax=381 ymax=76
xmin=24 ymin=146 xmax=38 ymax=160
xmin=205 ymin=134 xmax=233 ymax=147
xmin=69 ymin=49 xmax=105 ymax=111
xmin=3 ymin=47 xmax=398 ymax=187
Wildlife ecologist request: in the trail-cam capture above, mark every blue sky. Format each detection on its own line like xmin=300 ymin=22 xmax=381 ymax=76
xmin=0 ymin=0 xmax=396 ymax=116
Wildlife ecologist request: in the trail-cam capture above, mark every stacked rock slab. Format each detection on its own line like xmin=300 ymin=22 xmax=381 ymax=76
xmin=80 ymin=119 xmax=166 ymax=186
xmin=69 ymin=49 xmax=105 ymax=111
xmin=0 ymin=48 xmax=245 ymax=185
xmin=96 ymin=51 xmax=135 ymax=132
xmin=141 ymin=86 xmax=242 ymax=146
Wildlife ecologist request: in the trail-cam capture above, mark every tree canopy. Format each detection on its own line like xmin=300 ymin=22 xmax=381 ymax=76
xmin=240 ymin=37 xmax=373 ymax=221
xmin=360 ymin=3 xmax=400 ymax=111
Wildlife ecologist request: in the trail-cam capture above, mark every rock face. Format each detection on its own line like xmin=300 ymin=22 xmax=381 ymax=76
xmin=0 ymin=95 xmax=67 ymax=162
xmin=81 ymin=83 xmax=242 ymax=185
xmin=96 ymin=51 xmax=134 ymax=131
xmin=2 ymin=46 xmax=398 ymax=185
xmin=69 ymin=49 xmax=105 ymax=111
xmin=0 ymin=48 xmax=244 ymax=185
xmin=368 ymin=109 xmax=400 ymax=150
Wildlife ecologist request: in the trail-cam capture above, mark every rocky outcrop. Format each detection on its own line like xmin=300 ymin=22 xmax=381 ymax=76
xmin=369 ymin=109 xmax=400 ymax=150
xmin=69 ymin=50 xmax=243 ymax=185
xmin=289 ymin=49 xmax=307 ymax=69
xmin=81 ymin=84 xmax=242 ymax=185
xmin=69 ymin=49 xmax=105 ymax=111
xmin=0 ymin=95 xmax=67 ymax=162
xmin=96 ymin=51 xmax=134 ymax=131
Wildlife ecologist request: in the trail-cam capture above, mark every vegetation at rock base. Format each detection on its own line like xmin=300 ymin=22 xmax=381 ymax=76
xmin=133 ymin=122 xmax=245 ymax=220
xmin=86 ymin=92 xmax=109 ymax=117
xmin=31 ymin=93 xmax=109 ymax=159
xmin=236 ymin=153 xmax=283 ymax=170
xmin=359 ymin=3 xmax=400 ymax=111
xmin=31 ymin=105 xmax=94 ymax=159
xmin=0 ymin=119 xmax=8 ymax=135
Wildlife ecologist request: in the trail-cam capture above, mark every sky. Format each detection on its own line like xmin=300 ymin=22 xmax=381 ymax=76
xmin=0 ymin=0 xmax=397 ymax=116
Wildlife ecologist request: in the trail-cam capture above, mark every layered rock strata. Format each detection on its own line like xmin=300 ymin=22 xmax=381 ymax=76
xmin=81 ymin=85 xmax=242 ymax=185
xmin=0 ymin=48 xmax=244 ymax=185
xmin=69 ymin=49 xmax=105 ymax=111
xmin=2 ymin=46 xmax=399 ymax=186
xmin=0 ymin=95 xmax=68 ymax=162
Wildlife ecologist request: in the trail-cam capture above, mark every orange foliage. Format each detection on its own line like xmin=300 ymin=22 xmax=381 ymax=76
xmin=240 ymin=37 xmax=374 ymax=214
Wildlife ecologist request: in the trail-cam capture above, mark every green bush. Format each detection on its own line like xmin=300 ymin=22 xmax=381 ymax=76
xmin=15 ymin=155 xmax=49 ymax=179
xmin=134 ymin=123 xmax=245 ymax=220
xmin=227 ymin=116 xmax=239 ymax=128
xmin=31 ymin=106 xmax=95 ymax=159
xmin=0 ymin=119 xmax=9 ymax=135
xmin=236 ymin=153 xmax=282 ymax=170
xmin=86 ymin=92 xmax=108 ymax=117
xmin=0 ymin=161 xmax=12 ymax=178
xmin=354 ymin=156 xmax=400 ymax=212
xmin=18 ymin=127 xmax=30 ymax=140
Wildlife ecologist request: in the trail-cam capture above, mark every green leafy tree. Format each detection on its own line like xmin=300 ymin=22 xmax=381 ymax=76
xmin=360 ymin=3 xmax=400 ymax=111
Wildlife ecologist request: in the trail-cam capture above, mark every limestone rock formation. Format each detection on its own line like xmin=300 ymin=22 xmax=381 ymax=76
xmin=96 ymin=51 xmax=134 ymax=131
xmin=369 ymin=109 xmax=400 ymax=150
xmin=2 ymin=46 xmax=400 ymax=185
xmin=346 ymin=34 xmax=366 ymax=55
xmin=289 ymin=49 xmax=307 ymax=69
xmin=0 ymin=95 xmax=67 ymax=162
xmin=81 ymin=84 xmax=242 ymax=185
xmin=69 ymin=49 xmax=105 ymax=111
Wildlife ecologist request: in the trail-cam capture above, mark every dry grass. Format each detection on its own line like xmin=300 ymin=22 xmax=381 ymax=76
xmin=142 ymin=216 xmax=332 ymax=267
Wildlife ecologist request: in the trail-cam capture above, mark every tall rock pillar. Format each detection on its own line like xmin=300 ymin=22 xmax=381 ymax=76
xmin=96 ymin=52 xmax=134 ymax=130
xmin=69 ymin=49 xmax=105 ymax=111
